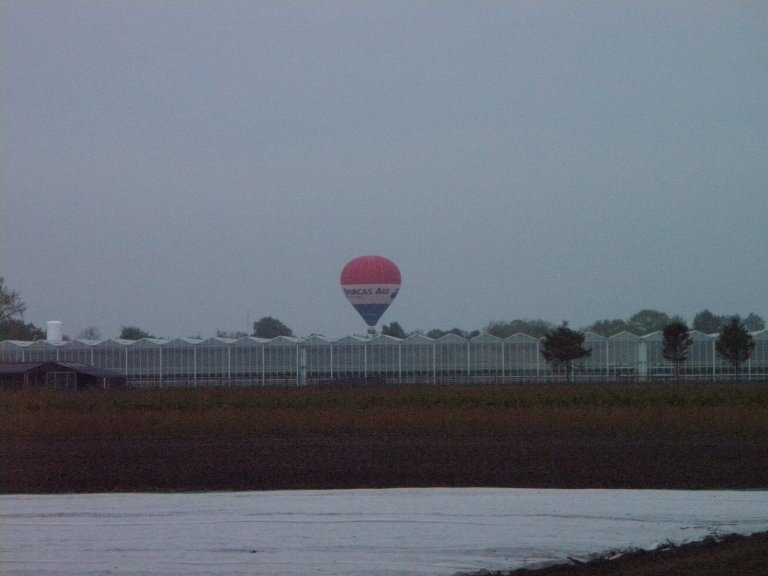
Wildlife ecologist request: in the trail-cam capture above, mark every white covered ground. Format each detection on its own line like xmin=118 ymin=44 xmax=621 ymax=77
xmin=2 ymin=489 xmax=767 ymax=576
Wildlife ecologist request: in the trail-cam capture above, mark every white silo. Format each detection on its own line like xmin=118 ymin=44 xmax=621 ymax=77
xmin=46 ymin=321 xmax=63 ymax=341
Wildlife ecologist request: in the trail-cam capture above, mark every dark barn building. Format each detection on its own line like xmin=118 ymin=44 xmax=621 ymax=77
xmin=0 ymin=361 xmax=126 ymax=390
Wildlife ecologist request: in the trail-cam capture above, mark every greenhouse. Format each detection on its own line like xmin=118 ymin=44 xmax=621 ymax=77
xmin=1 ymin=329 xmax=767 ymax=387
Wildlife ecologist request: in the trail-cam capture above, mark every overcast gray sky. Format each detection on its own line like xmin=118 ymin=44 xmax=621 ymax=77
xmin=2 ymin=1 xmax=766 ymax=340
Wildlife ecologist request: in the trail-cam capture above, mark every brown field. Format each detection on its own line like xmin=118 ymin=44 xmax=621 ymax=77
xmin=1 ymin=382 xmax=767 ymax=493
xmin=2 ymin=383 xmax=767 ymax=575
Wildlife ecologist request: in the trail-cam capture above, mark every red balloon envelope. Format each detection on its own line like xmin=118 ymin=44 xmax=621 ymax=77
xmin=340 ymin=256 xmax=401 ymax=327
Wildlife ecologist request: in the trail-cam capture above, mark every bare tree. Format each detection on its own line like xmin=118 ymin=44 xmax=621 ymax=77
xmin=0 ymin=278 xmax=26 ymax=324
xmin=78 ymin=326 xmax=102 ymax=340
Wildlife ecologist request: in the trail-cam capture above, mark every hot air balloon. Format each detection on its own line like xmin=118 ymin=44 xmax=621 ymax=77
xmin=340 ymin=256 xmax=401 ymax=327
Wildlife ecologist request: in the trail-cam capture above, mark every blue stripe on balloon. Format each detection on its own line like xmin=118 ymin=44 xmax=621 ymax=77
xmin=353 ymin=304 xmax=390 ymax=326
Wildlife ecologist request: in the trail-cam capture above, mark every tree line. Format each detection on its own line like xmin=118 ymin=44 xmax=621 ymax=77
xmin=515 ymin=318 xmax=756 ymax=382
xmin=382 ymin=317 xmax=757 ymax=382
xmin=0 ymin=278 xmax=761 ymax=380
xmin=379 ymin=309 xmax=765 ymax=341
xmin=0 ymin=278 xmax=763 ymax=376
